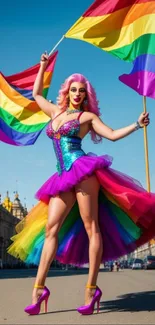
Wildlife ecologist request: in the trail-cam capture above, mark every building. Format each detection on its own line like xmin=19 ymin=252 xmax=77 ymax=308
xmin=133 ymin=241 xmax=155 ymax=259
xmin=0 ymin=191 xmax=27 ymax=268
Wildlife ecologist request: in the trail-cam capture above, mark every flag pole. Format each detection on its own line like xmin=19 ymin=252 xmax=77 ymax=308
xmin=143 ymin=96 xmax=152 ymax=255
xmin=143 ymin=96 xmax=151 ymax=193
xmin=48 ymin=35 xmax=65 ymax=56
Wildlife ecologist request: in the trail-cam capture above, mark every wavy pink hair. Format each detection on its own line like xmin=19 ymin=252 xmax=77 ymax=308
xmin=57 ymin=73 xmax=102 ymax=143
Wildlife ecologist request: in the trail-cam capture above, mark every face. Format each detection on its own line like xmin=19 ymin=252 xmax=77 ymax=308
xmin=68 ymin=82 xmax=87 ymax=107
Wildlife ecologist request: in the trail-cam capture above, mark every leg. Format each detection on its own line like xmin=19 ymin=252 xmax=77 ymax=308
xmin=32 ymin=190 xmax=76 ymax=304
xmin=75 ymin=175 xmax=103 ymax=305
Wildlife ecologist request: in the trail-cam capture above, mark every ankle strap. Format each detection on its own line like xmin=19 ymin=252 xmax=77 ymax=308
xmin=86 ymin=284 xmax=97 ymax=289
xmin=34 ymin=284 xmax=44 ymax=289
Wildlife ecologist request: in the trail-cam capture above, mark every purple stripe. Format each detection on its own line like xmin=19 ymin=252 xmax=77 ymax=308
xmin=119 ymin=70 xmax=155 ymax=99
xmin=0 ymin=129 xmax=18 ymax=146
xmin=0 ymin=118 xmax=43 ymax=146
xmin=10 ymin=84 xmax=34 ymax=100
xmin=131 ymin=54 xmax=155 ymax=74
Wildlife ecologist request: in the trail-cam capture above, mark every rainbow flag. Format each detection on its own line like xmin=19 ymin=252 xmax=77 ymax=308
xmin=65 ymin=0 xmax=155 ymax=62
xmin=0 ymin=51 xmax=58 ymax=146
xmin=119 ymin=54 xmax=155 ymax=99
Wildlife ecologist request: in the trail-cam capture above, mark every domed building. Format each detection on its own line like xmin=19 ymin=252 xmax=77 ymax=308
xmin=2 ymin=191 xmax=27 ymax=220
xmin=12 ymin=192 xmax=27 ymax=219
xmin=0 ymin=191 xmax=27 ymax=268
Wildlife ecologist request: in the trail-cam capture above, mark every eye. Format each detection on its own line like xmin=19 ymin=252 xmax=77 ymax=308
xmin=79 ymin=88 xmax=86 ymax=93
xmin=70 ymin=87 xmax=77 ymax=92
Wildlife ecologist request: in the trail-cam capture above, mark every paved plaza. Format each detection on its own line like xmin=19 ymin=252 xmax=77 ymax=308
xmin=0 ymin=268 xmax=155 ymax=324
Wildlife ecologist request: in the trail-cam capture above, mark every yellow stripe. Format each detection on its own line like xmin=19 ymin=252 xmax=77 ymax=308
xmin=66 ymin=2 xmax=155 ymax=36
xmin=0 ymin=72 xmax=52 ymax=111
xmin=0 ymin=74 xmax=33 ymax=108
xmin=66 ymin=13 xmax=155 ymax=51
xmin=0 ymin=90 xmax=50 ymax=125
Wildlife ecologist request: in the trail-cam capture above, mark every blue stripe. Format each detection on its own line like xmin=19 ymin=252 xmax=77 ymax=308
xmin=104 ymin=202 xmax=138 ymax=245
xmin=0 ymin=118 xmax=42 ymax=146
xmin=131 ymin=54 xmax=155 ymax=74
xmin=10 ymin=84 xmax=34 ymax=101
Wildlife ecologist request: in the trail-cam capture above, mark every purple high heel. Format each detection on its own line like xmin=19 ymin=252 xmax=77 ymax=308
xmin=24 ymin=286 xmax=50 ymax=315
xmin=77 ymin=286 xmax=102 ymax=315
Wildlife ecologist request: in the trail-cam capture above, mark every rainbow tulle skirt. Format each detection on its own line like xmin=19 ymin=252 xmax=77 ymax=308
xmin=8 ymin=153 xmax=155 ymax=266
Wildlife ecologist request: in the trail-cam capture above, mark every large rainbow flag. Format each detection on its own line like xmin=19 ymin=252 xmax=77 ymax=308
xmin=0 ymin=51 xmax=58 ymax=146
xmin=65 ymin=0 xmax=155 ymax=62
xmin=65 ymin=0 xmax=155 ymax=98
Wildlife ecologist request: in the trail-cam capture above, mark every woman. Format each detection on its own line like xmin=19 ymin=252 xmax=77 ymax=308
xmin=8 ymin=52 xmax=155 ymax=316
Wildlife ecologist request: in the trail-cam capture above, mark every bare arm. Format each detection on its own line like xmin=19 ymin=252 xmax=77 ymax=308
xmin=33 ymin=53 xmax=58 ymax=118
xmin=90 ymin=112 xmax=149 ymax=141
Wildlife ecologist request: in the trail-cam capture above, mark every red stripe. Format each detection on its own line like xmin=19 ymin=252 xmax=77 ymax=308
xmin=83 ymin=0 xmax=153 ymax=17
xmin=5 ymin=51 xmax=58 ymax=88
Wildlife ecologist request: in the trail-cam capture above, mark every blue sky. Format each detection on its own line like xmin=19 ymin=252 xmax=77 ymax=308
xmin=1 ymin=0 xmax=155 ymax=210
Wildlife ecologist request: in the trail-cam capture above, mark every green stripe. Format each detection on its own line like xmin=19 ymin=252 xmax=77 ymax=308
xmin=58 ymin=202 xmax=80 ymax=243
xmin=42 ymin=87 xmax=49 ymax=98
xmin=109 ymin=204 xmax=142 ymax=240
xmin=109 ymin=34 xmax=155 ymax=62
xmin=0 ymin=107 xmax=48 ymax=133
xmin=99 ymin=191 xmax=142 ymax=240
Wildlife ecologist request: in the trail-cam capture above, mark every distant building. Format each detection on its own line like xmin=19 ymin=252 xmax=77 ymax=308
xmin=0 ymin=191 xmax=27 ymax=267
xmin=2 ymin=191 xmax=27 ymax=220
xmin=133 ymin=240 xmax=155 ymax=259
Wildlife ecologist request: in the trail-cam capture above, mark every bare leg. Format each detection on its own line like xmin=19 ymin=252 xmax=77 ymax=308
xmin=32 ymin=190 xmax=76 ymax=304
xmin=75 ymin=175 xmax=103 ymax=305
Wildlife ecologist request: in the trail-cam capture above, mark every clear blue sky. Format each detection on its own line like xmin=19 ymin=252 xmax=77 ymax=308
xmin=1 ymin=0 xmax=155 ymax=210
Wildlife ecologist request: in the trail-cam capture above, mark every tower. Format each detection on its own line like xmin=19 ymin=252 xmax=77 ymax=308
xmin=12 ymin=191 xmax=27 ymax=220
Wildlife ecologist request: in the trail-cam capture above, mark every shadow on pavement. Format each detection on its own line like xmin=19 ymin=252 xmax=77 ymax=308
xmin=100 ymin=291 xmax=155 ymax=313
xmin=25 ymin=291 xmax=155 ymax=317
xmin=0 ymin=267 xmax=109 ymax=280
xmin=27 ymin=308 xmax=77 ymax=317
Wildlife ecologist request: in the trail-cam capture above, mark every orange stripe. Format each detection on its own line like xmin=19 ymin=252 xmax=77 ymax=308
xmin=67 ymin=1 xmax=155 ymax=37
xmin=44 ymin=71 xmax=53 ymax=88
xmin=0 ymin=74 xmax=40 ymax=113
xmin=66 ymin=13 xmax=155 ymax=51
xmin=93 ymin=1 xmax=155 ymax=35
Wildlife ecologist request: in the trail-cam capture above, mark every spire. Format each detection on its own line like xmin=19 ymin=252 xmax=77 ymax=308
xmin=2 ymin=191 xmax=12 ymax=212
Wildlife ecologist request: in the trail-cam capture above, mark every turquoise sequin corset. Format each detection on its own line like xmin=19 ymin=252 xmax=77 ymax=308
xmin=46 ymin=118 xmax=86 ymax=175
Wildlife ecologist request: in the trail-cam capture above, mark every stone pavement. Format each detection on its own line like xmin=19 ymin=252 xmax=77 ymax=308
xmin=0 ymin=268 xmax=155 ymax=324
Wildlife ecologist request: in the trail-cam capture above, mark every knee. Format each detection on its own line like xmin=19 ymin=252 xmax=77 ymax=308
xmin=84 ymin=221 xmax=92 ymax=238
xmin=82 ymin=217 xmax=99 ymax=239
xmin=45 ymin=223 xmax=59 ymax=239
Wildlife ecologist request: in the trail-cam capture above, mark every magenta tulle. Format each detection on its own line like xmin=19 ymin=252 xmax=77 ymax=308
xmin=96 ymin=169 xmax=155 ymax=228
xmin=35 ymin=154 xmax=113 ymax=203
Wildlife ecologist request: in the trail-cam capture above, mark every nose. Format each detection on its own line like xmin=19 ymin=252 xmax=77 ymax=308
xmin=75 ymin=89 xmax=80 ymax=95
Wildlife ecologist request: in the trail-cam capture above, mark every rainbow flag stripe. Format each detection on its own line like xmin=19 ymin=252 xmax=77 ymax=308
xmin=0 ymin=51 xmax=58 ymax=146
xmin=65 ymin=0 xmax=155 ymax=62
xmin=119 ymin=53 xmax=155 ymax=98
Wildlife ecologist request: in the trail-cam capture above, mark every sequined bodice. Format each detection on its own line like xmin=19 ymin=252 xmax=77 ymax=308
xmin=47 ymin=119 xmax=81 ymax=139
xmin=46 ymin=114 xmax=86 ymax=175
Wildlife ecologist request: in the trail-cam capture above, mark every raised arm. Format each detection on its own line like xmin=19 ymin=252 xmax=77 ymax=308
xmin=33 ymin=53 xmax=58 ymax=118
xmin=90 ymin=112 xmax=150 ymax=141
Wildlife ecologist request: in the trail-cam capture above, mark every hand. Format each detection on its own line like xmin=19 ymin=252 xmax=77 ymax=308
xmin=40 ymin=52 xmax=49 ymax=69
xmin=138 ymin=112 xmax=150 ymax=128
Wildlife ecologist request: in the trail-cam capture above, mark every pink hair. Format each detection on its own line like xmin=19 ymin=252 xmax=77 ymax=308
xmin=57 ymin=73 xmax=102 ymax=143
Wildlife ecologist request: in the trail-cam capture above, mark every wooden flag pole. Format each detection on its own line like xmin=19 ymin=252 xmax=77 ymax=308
xmin=143 ymin=96 xmax=151 ymax=193
xmin=143 ymin=96 xmax=152 ymax=254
